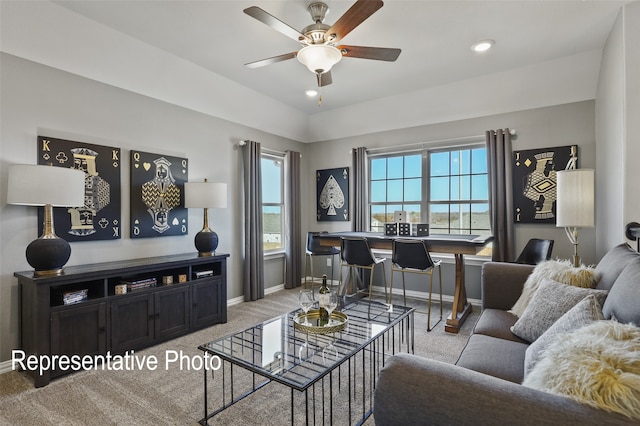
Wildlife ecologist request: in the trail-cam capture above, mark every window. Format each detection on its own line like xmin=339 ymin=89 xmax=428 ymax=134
xmin=369 ymin=144 xmax=490 ymax=237
xmin=429 ymin=146 xmax=490 ymax=235
xmin=370 ymin=153 xmax=423 ymax=232
xmin=261 ymin=155 xmax=284 ymax=252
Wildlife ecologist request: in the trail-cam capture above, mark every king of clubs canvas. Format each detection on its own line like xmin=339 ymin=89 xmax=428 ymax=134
xmin=37 ymin=136 xmax=121 ymax=241
xmin=512 ymin=145 xmax=577 ymax=224
xmin=130 ymin=150 xmax=188 ymax=238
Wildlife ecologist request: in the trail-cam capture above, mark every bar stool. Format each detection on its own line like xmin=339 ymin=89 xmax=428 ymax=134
xmin=304 ymin=231 xmax=340 ymax=295
xmin=338 ymin=236 xmax=388 ymax=310
xmin=390 ymin=239 xmax=442 ymax=331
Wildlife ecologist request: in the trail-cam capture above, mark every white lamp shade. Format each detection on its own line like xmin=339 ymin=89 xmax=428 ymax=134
xmin=556 ymin=169 xmax=594 ymax=228
xmin=184 ymin=182 xmax=227 ymax=208
xmin=297 ymin=45 xmax=342 ymax=74
xmin=7 ymin=164 xmax=85 ymax=207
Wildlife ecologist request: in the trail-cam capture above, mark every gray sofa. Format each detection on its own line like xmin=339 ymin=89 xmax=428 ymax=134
xmin=374 ymin=243 xmax=640 ymax=425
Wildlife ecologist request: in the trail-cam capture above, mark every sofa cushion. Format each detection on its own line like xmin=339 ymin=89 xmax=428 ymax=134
xmin=595 ymin=243 xmax=639 ymax=290
xmin=509 ymin=260 xmax=600 ymax=317
xmin=524 ymin=294 xmax=604 ymax=376
xmin=473 ymin=308 xmax=528 ymax=343
xmin=456 ymin=334 xmax=528 ymax=383
xmin=602 ymin=257 xmax=640 ymax=325
xmin=523 ymin=321 xmax=640 ymax=421
xmin=510 ymin=278 xmax=608 ymax=342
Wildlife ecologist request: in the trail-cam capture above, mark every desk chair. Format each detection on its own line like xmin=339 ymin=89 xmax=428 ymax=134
xmin=514 ymin=238 xmax=554 ymax=265
xmin=390 ymin=239 xmax=442 ymax=331
xmin=338 ymin=236 xmax=388 ymax=311
xmin=304 ymin=231 xmax=341 ymax=295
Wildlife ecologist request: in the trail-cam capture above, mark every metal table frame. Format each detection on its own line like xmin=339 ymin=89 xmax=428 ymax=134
xmin=198 ymin=298 xmax=414 ymax=425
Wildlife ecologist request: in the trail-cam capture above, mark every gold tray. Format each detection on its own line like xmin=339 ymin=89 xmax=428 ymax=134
xmin=293 ymin=309 xmax=348 ymax=334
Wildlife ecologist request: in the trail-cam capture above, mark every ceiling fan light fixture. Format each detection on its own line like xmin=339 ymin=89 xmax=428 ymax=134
xmin=305 ymin=89 xmax=318 ymax=97
xmin=297 ymin=44 xmax=342 ymax=74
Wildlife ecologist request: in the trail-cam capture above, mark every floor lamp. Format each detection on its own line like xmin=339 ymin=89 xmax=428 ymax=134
xmin=184 ymin=180 xmax=227 ymax=256
xmin=7 ymin=164 xmax=86 ymax=276
xmin=556 ymin=169 xmax=594 ymax=267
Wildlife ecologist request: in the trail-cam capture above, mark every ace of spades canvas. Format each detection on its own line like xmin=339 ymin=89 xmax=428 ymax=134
xmin=130 ymin=150 xmax=188 ymax=238
xmin=317 ymin=168 xmax=349 ymax=221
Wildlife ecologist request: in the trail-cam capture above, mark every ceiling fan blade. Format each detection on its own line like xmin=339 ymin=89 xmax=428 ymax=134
xmin=245 ymin=52 xmax=297 ymax=69
xmin=337 ymin=45 xmax=401 ymax=61
xmin=244 ymin=6 xmax=308 ymax=42
xmin=318 ymin=71 xmax=333 ymax=87
xmin=325 ymin=0 xmax=383 ymax=43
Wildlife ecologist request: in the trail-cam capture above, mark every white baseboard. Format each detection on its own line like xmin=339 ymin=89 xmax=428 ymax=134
xmin=227 ymin=283 xmax=286 ymax=307
xmin=0 ymin=359 xmax=13 ymax=375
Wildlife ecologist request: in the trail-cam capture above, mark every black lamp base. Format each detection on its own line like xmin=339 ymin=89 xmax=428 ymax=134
xmin=26 ymin=236 xmax=71 ymax=276
xmin=194 ymin=228 xmax=219 ymax=256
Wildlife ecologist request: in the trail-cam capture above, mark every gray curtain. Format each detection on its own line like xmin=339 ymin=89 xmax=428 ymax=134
xmin=284 ymin=151 xmax=302 ymax=289
xmin=486 ymin=129 xmax=515 ymax=262
xmin=352 ymin=147 xmax=368 ymax=232
xmin=242 ymin=140 xmax=264 ymax=301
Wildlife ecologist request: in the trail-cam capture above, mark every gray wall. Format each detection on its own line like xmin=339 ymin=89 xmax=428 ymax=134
xmin=595 ymin=2 xmax=640 ymax=258
xmin=306 ymin=101 xmax=598 ymax=299
xmin=0 ymin=54 xmax=308 ymax=362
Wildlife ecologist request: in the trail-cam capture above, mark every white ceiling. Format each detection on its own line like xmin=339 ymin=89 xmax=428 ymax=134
xmin=1 ymin=1 xmax=630 ymax=142
xmin=50 ymin=0 xmax=626 ymax=114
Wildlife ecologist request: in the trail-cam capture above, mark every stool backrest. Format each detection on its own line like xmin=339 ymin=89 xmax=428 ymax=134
xmin=307 ymin=231 xmax=340 ymax=255
xmin=392 ymin=239 xmax=435 ymax=271
xmin=340 ymin=237 xmax=375 ymax=267
xmin=514 ymin=238 xmax=554 ymax=265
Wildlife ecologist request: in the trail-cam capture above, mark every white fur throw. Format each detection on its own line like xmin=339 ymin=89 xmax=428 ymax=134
xmin=509 ymin=259 xmax=600 ymax=317
xmin=523 ymin=321 xmax=640 ymax=421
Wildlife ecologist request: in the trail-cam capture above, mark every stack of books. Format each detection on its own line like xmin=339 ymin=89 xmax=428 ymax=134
xmin=122 ymin=277 xmax=157 ymax=292
xmin=61 ymin=289 xmax=88 ymax=305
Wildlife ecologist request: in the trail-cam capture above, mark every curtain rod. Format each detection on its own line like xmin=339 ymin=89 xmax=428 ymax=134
xmin=364 ymin=129 xmax=517 ymax=156
xmin=239 ymin=140 xmax=298 ymax=157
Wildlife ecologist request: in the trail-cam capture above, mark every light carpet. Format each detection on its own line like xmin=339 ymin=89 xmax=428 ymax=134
xmin=0 ymin=288 xmax=479 ymax=425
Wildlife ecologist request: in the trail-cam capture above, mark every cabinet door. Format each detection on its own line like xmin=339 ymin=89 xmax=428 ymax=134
xmin=191 ymin=278 xmax=225 ymax=329
xmin=155 ymin=285 xmax=190 ymax=341
xmin=51 ymin=302 xmax=107 ymax=378
xmin=110 ymin=293 xmax=154 ymax=354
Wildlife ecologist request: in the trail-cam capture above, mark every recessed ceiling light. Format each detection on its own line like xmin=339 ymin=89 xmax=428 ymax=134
xmin=305 ymin=89 xmax=318 ymax=97
xmin=471 ymin=39 xmax=495 ymax=53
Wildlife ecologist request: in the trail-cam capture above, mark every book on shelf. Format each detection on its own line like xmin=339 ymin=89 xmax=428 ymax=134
xmin=194 ymin=270 xmax=214 ymax=279
xmin=57 ymin=289 xmax=88 ymax=305
xmin=121 ymin=277 xmax=157 ymax=291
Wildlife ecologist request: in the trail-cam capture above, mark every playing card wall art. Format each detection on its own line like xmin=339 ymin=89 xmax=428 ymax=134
xmin=316 ymin=167 xmax=349 ymax=221
xmin=130 ymin=150 xmax=188 ymax=238
xmin=37 ymin=136 xmax=121 ymax=241
xmin=512 ymin=145 xmax=577 ymax=224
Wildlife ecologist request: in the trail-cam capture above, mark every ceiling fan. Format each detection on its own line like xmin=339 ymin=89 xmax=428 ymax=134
xmin=243 ymin=0 xmax=401 ymax=88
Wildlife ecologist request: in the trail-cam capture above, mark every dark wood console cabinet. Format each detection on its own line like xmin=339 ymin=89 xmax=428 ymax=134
xmin=15 ymin=253 xmax=228 ymax=387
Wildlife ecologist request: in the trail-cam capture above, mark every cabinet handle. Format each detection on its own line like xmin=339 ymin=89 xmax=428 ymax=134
xmin=148 ymin=314 xmax=155 ymax=320
xmin=155 ymin=312 xmax=160 ymax=319
xmin=98 ymin=327 xmax=105 ymax=334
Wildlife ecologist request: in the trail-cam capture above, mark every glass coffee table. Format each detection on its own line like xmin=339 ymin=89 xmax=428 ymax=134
xmin=198 ymin=297 xmax=414 ymax=425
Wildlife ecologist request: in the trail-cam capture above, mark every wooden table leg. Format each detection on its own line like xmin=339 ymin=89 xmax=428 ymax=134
xmin=445 ymin=253 xmax=472 ymax=333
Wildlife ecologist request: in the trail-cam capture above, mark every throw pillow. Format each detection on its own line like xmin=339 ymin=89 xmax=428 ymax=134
xmin=594 ymin=243 xmax=639 ymax=290
xmin=509 ymin=259 xmax=600 ymax=317
xmin=523 ymin=294 xmax=604 ymax=376
xmin=602 ymin=257 xmax=640 ymax=326
xmin=523 ymin=321 xmax=640 ymax=421
xmin=510 ymin=278 xmax=607 ymax=342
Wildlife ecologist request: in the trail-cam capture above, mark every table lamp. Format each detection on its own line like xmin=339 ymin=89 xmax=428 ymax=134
xmin=556 ymin=168 xmax=594 ymax=267
xmin=184 ymin=180 xmax=227 ymax=256
xmin=7 ymin=164 xmax=86 ymax=276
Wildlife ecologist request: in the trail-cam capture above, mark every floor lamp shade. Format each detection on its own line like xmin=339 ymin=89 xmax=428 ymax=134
xmin=556 ymin=169 xmax=595 ymax=228
xmin=184 ymin=181 xmax=227 ymax=255
xmin=7 ymin=165 xmax=86 ymax=275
